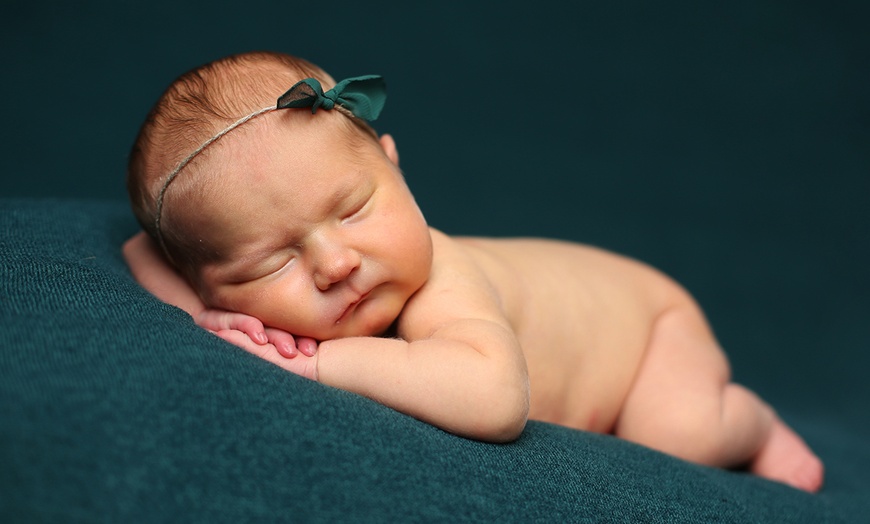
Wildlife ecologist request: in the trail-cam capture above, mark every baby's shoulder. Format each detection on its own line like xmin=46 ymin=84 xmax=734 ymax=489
xmin=422 ymin=228 xmax=499 ymax=291
xmin=424 ymin=232 xmax=549 ymax=325
xmin=395 ymin=229 xmax=514 ymax=339
xmin=427 ymin=229 xmax=527 ymax=288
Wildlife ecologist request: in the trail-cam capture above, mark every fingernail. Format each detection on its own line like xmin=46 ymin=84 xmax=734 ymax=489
xmin=255 ymin=332 xmax=268 ymax=344
xmin=301 ymin=340 xmax=318 ymax=357
xmin=276 ymin=343 xmax=297 ymax=359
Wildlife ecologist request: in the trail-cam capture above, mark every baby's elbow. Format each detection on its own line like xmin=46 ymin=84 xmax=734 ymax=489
xmin=468 ymin=378 xmax=530 ymax=443
xmin=484 ymin=407 xmax=529 ymax=443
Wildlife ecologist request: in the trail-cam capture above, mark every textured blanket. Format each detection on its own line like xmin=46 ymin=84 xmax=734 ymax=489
xmin=2 ymin=198 xmax=867 ymax=522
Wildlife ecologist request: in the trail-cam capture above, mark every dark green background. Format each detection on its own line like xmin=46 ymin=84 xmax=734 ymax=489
xmin=4 ymin=0 xmax=868 ymax=438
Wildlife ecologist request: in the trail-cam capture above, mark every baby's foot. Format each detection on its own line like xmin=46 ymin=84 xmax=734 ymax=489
xmin=750 ymin=417 xmax=824 ymax=492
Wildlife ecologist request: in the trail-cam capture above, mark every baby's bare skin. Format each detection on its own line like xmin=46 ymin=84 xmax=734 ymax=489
xmin=126 ymin=225 xmax=825 ymax=492
xmin=124 ymin=51 xmax=824 ymax=493
xmin=449 ymin=235 xmax=824 ymax=492
xmin=456 ymin=237 xmax=675 ymax=434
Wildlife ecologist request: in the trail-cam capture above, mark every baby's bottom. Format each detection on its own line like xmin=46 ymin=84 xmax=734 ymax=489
xmin=615 ymin=298 xmax=824 ymax=492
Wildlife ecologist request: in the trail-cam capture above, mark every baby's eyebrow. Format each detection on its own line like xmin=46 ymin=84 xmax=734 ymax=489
xmin=326 ymin=175 xmax=362 ymax=203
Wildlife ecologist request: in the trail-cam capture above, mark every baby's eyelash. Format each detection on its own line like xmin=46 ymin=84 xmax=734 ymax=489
xmin=342 ymin=194 xmax=372 ymax=221
xmin=345 ymin=201 xmax=365 ymax=218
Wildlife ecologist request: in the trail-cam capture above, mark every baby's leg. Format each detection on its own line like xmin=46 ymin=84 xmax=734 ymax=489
xmin=615 ymin=298 xmax=824 ymax=492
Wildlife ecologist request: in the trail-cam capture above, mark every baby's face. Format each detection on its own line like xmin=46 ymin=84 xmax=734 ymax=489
xmin=191 ymin=111 xmax=432 ymax=340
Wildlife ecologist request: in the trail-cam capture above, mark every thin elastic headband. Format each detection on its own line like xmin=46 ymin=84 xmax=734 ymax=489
xmin=152 ymin=74 xmax=386 ymax=260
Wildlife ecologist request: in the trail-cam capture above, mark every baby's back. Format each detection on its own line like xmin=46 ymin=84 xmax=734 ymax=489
xmin=456 ymin=237 xmax=686 ymax=432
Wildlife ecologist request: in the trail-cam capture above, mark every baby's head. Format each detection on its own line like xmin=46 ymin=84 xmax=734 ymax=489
xmin=128 ymin=51 xmax=433 ymax=339
xmin=128 ymin=51 xmax=369 ymax=275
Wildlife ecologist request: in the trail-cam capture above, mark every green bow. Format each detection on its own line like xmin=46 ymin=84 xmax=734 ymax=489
xmin=276 ymin=75 xmax=386 ymax=121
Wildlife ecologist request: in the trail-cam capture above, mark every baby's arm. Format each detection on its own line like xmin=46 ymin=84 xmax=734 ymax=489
xmin=319 ymin=318 xmax=529 ymax=442
xmin=122 ymin=232 xmax=205 ymax=317
xmin=124 ymin=231 xmax=530 ymax=442
xmin=122 ymin=232 xmax=315 ymax=357
xmin=253 ymin=231 xmax=530 ymax=442
xmin=255 ymin=317 xmax=529 ymax=442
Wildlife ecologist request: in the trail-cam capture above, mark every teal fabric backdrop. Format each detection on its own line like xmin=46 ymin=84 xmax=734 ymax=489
xmin=2 ymin=1 xmax=868 ymax=521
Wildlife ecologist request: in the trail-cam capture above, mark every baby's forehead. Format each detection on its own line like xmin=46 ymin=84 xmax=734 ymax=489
xmin=187 ymin=109 xmax=370 ymax=190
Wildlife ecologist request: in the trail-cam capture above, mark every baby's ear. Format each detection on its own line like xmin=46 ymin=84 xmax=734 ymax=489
xmin=378 ymin=133 xmax=399 ymax=166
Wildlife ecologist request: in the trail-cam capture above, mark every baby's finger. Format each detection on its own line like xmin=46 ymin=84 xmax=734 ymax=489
xmin=219 ymin=329 xmax=319 ymax=380
xmin=214 ymin=329 xmax=273 ymax=359
xmin=226 ymin=315 xmax=268 ymax=345
xmin=198 ymin=310 xmax=267 ymax=345
xmin=264 ymin=327 xmax=299 ymax=359
xmin=296 ymin=336 xmax=319 ymax=357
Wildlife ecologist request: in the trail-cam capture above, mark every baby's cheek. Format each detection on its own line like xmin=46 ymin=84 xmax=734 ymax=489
xmin=258 ymin=305 xmax=322 ymax=339
xmin=202 ymin=283 xmax=266 ymax=320
xmin=195 ymin=284 xmax=224 ymax=310
xmin=204 ymin=287 xmax=240 ymax=312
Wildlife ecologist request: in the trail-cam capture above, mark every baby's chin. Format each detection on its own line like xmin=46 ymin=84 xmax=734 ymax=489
xmin=268 ymin=293 xmax=404 ymax=341
xmin=316 ymin=320 xmax=394 ymax=341
xmin=305 ymin=310 xmax=399 ymax=341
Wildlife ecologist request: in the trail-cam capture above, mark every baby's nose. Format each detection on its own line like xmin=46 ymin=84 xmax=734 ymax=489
xmin=312 ymin=242 xmax=360 ymax=291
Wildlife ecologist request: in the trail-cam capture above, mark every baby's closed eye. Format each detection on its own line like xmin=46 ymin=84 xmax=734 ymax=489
xmin=340 ymin=192 xmax=374 ymax=224
xmin=226 ymin=250 xmax=296 ymax=284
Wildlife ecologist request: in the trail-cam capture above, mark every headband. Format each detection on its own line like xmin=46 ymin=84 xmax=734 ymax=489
xmin=153 ymin=74 xmax=386 ymax=259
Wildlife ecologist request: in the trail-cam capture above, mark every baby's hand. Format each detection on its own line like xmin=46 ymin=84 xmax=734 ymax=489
xmin=195 ymin=309 xmax=319 ymax=358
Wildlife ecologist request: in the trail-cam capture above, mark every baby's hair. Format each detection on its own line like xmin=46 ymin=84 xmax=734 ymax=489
xmin=127 ymin=51 xmax=377 ymax=283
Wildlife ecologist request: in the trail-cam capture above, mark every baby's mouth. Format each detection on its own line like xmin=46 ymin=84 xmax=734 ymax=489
xmin=336 ymin=291 xmax=371 ymax=325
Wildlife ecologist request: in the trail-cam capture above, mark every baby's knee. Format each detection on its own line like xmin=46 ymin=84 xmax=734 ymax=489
xmin=619 ymin=394 xmax=735 ymax=466
xmin=651 ymin=411 xmax=732 ymax=465
xmin=627 ymin=384 xmax=773 ymax=467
